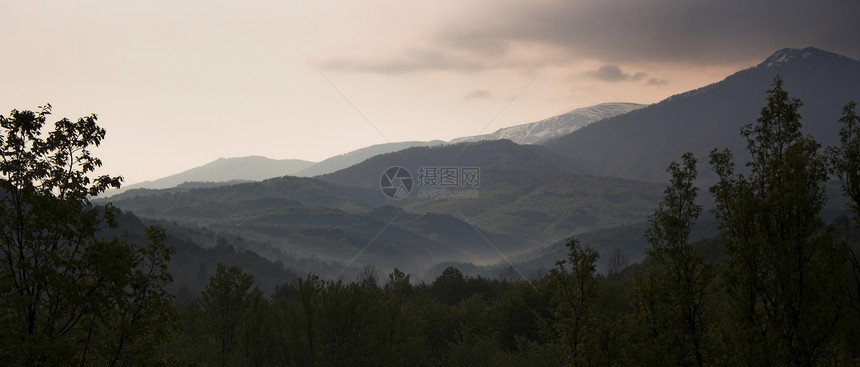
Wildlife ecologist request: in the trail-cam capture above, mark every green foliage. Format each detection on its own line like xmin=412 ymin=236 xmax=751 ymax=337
xmin=0 ymin=105 xmax=176 ymax=366
xmin=199 ymin=264 xmax=256 ymax=367
xmin=635 ymin=152 xmax=717 ymax=366
xmin=827 ymin=101 xmax=860 ymax=216
xmin=432 ymin=266 xmax=468 ymax=305
xmin=827 ymin=101 xmax=860 ymax=360
xmin=445 ymin=329 xmax=515 ymax=367
xmin=376 ymin=268 xmax=427 ymax=366
xmin=710 ymin=77 xmax=849 ymax=366
xmin=551 ymin=238 xmax=600 ymax=366
xmin=644 ymin=153 xmax=702 ymax=256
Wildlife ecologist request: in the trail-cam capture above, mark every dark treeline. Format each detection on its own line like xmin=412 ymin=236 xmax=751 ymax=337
xmin=165 ymin=229 xmax=856 ymax=367
xmin=2 ymin=78 xmax=860 ymax=366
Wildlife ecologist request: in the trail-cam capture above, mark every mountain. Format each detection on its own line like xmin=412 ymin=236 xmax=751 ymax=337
xmin=296 ymin=140 xmax=445 ymax=177
xmin=102 ymin=175 xmax=378 ymax=215
xmin=106 ymin=156 xmax=316 ymax=196
xmin=317 ymin=139 xmax=664 ymax=244
xmin=104 ymin=175 xmax=531 ymax=277
xmin=107 ymin=141 xmax=447 ymax=198
xmin=450 ymin=102 xmax=646 ymax=145
xmin=543 ymin=47 xmax=860 ymax=183
xmin=297 ymin=103 xmax=642 ymax=178
xmin=106 ymin=101 xmax=639 ymax=197
xmin=106 ymin=139 xmax=664 ymax=277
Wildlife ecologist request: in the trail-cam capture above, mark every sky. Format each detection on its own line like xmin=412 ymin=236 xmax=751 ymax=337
xmin=2 ymin=0 xmax=859 ymax=185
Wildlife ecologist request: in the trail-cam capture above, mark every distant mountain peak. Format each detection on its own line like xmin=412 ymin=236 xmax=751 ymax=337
xmin=761 ymin=47 xmax=811 ymax=68
xmin=757 ymin=47 xmax=851 ymax=70
xmin=102 ymin=156 xmax=317 ymax=197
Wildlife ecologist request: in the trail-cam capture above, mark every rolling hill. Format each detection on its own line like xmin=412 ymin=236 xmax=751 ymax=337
xmin=104 ymin=174 xmax=537 ymax=277
xmin=316 ymin=139 xmax=665 ymax=243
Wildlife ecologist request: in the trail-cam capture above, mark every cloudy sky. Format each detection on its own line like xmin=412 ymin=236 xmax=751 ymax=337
xmin=2 ymin=1 xmax=858 ymax=184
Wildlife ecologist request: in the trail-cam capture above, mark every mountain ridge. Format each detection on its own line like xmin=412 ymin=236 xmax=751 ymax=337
xmin=105 ymin=156 xmax=316 ymax=197
xmin=542 ymin=46 xmax=860 ymax=183
xmin=104 ymin=173 xmax=532 ymax=276
xmin=450 ymin=102 xmax=646 ymax=145
xmin=297 ymin=140 xmax=446 ymax=177
xmin=316 ymin=139 xmax=664 ymax=243
xmin=104 ymin=102 xmax=641 ymax=198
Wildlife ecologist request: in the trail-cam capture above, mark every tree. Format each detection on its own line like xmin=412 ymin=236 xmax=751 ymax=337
xmin=384 ymin=271 xmax=409 ymax=343
xmin=276 ymin=273 xmax=323 ymax=367
xmin=497 ymin=265 xmax=523 ymax=283
xmin=377 ymin=268 xmax=425 ymax=366
xmin=551 ymin=238 xmax=599 ymax=367
xmin=0 ymin=104 xmax=176 ymax=366
xmin=604 ymin=248 xmax=629 ymax=277
xmin=89 ymin=227 xmax=177 ymax=366
xmin=235 ymin=287 xmax=276 ymax=367
xmin=316 ymin=279 xmax=378 ymax=365
xmin=826 ymin=101 xmax=860 ymax=357
xmin=432 ymin=266 xmax=468 ymax=305
xmin=636 ymin=152 xmax=715 ymax=366
xmin=827 ymin=101 xmax=860 ymax=217
xmin=710 ymin=77 xmax=848 ymax=366
xmin=356 ymin=264 xmax=380 ymax=291
xmin=199 ymin=264 xmax=256 ymax=367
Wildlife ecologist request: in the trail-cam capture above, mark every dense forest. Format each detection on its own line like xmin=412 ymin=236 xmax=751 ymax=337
xmin=3 ymin=77 xmax=860 ymax=366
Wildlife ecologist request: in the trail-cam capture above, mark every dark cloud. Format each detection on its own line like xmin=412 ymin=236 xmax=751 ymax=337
xmin=585 ymin=65 xmax=651 ymax=82
xmin=586 ymin=65 xmax=630 ymax=82
xmin=646 ymin=78 xmax=669 ymax=86
xmin=464 ymin=89 xmax=492 ymax=100
xmin=321 ymin=0 xmax=859 ymax=74
xmin=440 ymin=0 xmax=860 ymax=67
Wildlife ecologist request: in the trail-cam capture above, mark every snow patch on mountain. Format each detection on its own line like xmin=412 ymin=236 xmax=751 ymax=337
xmin=758 ymin=47 xmax=852 ymax=70
xmin=450 ymin=102 xmax=647 ymax=145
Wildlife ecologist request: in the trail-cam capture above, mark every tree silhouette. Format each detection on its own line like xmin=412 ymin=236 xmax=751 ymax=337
xmin=710 ymin=77 xmax=848 ymax=366
xmin=0 ymin=104 xmax=175 ymax=366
